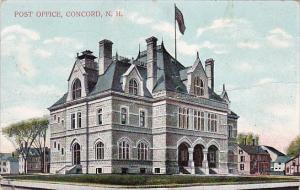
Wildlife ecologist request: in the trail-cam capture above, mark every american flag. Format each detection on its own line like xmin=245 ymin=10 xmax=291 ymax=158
xmin=175 ymin=5 xmax=186 ymax=35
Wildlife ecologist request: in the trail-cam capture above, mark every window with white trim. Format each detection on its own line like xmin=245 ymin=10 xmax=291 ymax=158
xmin=129 ymin=79 xmax=138 ymax=95
xmin=72 ymin=79 xmax=81 ymax=100
xmin=193 ymin=110 xmax=205 ymax=131
xmin=208 ymin=113 xmax=217 ymax=132
xmin=139 ymin=110 xmax=146 ymax=127
xmin=118 ymin=141 xmax=130 ymax=159
xmin=179 ymin=107 xmax=189 ymax=129
xmin=121 ymin=107 xmax=128 ymax=125
xmin=95 ymin=142 xmax=104 ymax=160
xmin=193 ymin=77 xmax=204 ymax=96
xmin=97 ymin=108 xmax=103 ymax=125
xmin=138 ymin=142 xmax=148 ymax=160
xmin=71 ymin=113 xmax=76 ymax=129
xmin=77 ymin=112 xmax=82 ymax=128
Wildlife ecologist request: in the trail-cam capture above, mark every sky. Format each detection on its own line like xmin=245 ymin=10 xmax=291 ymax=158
xmin=0 ymin=1 xmax=299 ymax=153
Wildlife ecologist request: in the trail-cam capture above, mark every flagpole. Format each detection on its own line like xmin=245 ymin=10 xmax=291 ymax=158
xmin=174 ymin=3 xmax=177 ymax=62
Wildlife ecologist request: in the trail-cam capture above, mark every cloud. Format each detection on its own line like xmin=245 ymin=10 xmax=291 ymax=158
xmin=256 ymin=77 xmax=275 ymax=85
xmin=34 ymin=49 xmax=52 ymax=58
xmin=266 ymin=28 xmax=292 ymax=48
xmin=126 ymin=12 xmax=178 ymax=39
xmin=1 ymin=24 xmax=40 ymax=41
xmin=237 ymin=41 xmax=261 ymax=49
xmin=1 ymin=25 xmax=40 ymax=77
xmin=128 ymin=12 xmax=153 ymax=25
xmin=1 ymin=105 xmax=48 ymax=128
xmin=177 ymin=40 xmax=226 ymax=56
xmin=235 ymin=62 xmax=253 ymax=72
xmin=43 ymin=37 xmax=83 ymax=49
xmin=197 ymin=18 xmax=235 ymax=37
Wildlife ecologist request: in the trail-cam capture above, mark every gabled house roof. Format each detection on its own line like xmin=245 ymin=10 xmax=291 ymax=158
xmin=239 ymin=145 xmax=269 ymax=155
xmin=262 ymin=145 xmax=285 ymax=156
xmin=274 ymin=155 xmax=291 ymax=163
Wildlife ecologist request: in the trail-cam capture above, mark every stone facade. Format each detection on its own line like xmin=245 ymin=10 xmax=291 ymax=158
xmin=49 ymin=36 xmax=239 ymax=175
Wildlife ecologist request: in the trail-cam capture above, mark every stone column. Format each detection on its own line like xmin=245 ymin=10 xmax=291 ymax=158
xmin=188 ymin=148 xmax=195 ymax=174
xmin=203 ymin=149 xmax=209 ymax=175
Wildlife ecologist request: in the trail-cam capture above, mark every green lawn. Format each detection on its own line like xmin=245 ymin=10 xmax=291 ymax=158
xmin=3 ymin=174 xmax=299 ymax=187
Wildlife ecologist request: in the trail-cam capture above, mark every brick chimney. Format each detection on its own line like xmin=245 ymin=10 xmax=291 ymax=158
xmin=98 ymin=39 xmax=113 ymax=75
xmin=146 ymin=36 xmax=158 ymax=92
xmin=205 ymin=58 xmax=214 ymax=91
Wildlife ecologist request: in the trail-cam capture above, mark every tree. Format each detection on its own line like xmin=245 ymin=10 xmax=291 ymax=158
xmin=2 ymin=117 xmax=48 ymax=174
xmin=287 ymin=135 xmax=300 ymax=157
xmin=237 ymin=132 xmax=260 ymax=145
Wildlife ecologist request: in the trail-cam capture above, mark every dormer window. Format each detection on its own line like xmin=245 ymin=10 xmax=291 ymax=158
xmin=129 ymin=79 xmax=138 ymax=95
xmin=72 ymin=79 xmax=81 ymax=100
xmin=193 ymin=77 xmax=204 ymax=96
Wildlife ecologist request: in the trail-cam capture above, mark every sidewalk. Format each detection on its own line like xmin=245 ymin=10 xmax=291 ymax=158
xmin=1 ymin=179 xmax=299 ymax=190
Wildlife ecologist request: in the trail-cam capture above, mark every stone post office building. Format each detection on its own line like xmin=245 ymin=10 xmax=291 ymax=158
xmin=48 ymin=36 xmax=239 ymax=175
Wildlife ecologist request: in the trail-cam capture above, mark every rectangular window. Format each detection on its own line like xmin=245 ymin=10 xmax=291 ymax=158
xmin=228 ymin=125 xmax=233 ymax=138
xmin=121 ymin=168 xmax=128 ymax=174
xmin=71 ymin=113 xmax=76 ymax=129
xmin=121 ymin=107 xmax=127 ymax=125
xmin=179 ymin=108 xmax=189 ymax=129
xmin=54 ymin=141 xmax=56 ymax=148
xmin=207 ymin=113 xmax=211 ymax=131
xmin=154 ymin=168 xmax=160 ymax=174
xmin=61 ymin=148 xmax=64 ymax=155
xmin=54 ymin=115 xmax=56 ymax=121
xmin=240 ymin=164 xmax=244 ymax=170
xmin=139 ymin=110 xmax=146 ymax=127
xmin=97 ymin=108 xmax=103 ymax=125
xmin=57 ymin=117 xmax=60 ymax=123
xmin=241 ymin=156 xmax=245 ymax=162
xmin=77 ymin=112 xmax=82 ymax=128
xmin=140 ymin=168 xmax=146 ymax=174
xmin=58 ymin=144 xmax=60 ymax=150
xmin=208 ymin=113 xmax=217 ymax=132
xmin=96 ymin=168 xmax=102 ymax=174
xmin=3 ymin=161 xmax=6 ymax=166
xmin=201 ymin=112 xmax=205 ymax=131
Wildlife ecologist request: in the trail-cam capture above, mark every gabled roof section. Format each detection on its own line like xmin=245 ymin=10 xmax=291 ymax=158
xmin=239 ymin=145 xmax=270 ymax=155
xmin=221 ymin=84 xmax=230 ymax=103
xmin=263 ymin=145 xmax=285 ymax=156
xmin=275 ymin=155 xmax=291 ymax=163
xmin=67 ymin=59 xmax=86 ymax=81
xmin=122 ymin=64 xmax=143 ymax=80
xmin=187 ymin=52 xmax=207 ymax=77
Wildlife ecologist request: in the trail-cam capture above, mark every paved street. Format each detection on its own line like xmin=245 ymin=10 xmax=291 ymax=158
xmin=1 ymin=179 xmax=299 ymax=190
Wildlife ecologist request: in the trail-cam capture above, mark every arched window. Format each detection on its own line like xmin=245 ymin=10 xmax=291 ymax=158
xmin=72 ymin=79 xmax=81 ymax=99
xmin=138 ymin=142 xmax=148 ymax=160
xmin=129 ymin=79 xmax=138 ymax=95
xmin=193 ymin=77 xmax=204 ymax=96
xmin=95 ymin=142 xmax=104 ymax=160
xmin=72 ymin=143 xmax=80 ymax=165
xmin=118 ymin=140 xmax=130 ymax=159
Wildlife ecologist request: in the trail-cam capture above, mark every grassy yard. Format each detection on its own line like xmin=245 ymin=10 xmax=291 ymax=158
xmin=3 ymin=174 xmax=299 ymax=187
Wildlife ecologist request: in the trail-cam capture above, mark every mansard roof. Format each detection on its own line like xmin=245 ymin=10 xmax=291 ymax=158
xmin=49 ymin=43 xmax=227 ymax=109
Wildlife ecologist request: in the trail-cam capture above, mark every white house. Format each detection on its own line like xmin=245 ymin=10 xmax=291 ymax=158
xmin=0 ymin=153 xmax=19 ymax=175
xmin=261 ymin=145 xmax=290 ymax=174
